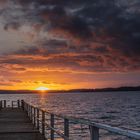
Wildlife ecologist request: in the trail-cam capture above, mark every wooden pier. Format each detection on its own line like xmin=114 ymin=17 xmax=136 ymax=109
xmin=0 ymin=100 xmax=45 ymax=140
xmin=0 ymin=100 xmax=140 ymax=140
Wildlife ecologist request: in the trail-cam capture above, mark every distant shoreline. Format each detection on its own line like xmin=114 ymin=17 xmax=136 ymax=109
xmin=0 ymin=86 xmax=140 ymax=94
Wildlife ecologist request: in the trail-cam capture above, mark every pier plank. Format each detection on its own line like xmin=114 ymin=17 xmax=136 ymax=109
xmin=0 ymin=108 xmax=45 ymax=140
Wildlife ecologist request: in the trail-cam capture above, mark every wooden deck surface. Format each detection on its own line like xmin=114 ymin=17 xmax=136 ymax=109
xmin=0 ymin=108 xmax=45 ymax=140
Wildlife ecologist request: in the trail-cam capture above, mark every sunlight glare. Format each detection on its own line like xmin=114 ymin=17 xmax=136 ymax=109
xmin=35 ymin=86 xmax=49 ymax=91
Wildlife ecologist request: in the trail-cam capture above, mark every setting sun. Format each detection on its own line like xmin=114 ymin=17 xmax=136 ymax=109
xmin=35 ymin=87 xmax=49 ymax=91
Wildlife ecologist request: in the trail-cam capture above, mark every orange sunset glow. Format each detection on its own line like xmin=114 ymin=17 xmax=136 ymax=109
xmin=0 ymin=0 xmax=140 ymax=91
xmin=36 ymin=87 xmax=49 ymax=91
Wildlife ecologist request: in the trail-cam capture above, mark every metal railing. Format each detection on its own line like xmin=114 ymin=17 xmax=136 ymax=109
xmin=22 ymin=100 xmax=140 ymax=140
xmin=0 ymin=100 xmax=140 ymax=140
xmin=0 ymin=100 xmax=22 ymax=109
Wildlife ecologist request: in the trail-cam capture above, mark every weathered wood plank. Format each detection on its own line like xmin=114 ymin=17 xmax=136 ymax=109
xmin=0 ymin=108 xmax=45 ymax=140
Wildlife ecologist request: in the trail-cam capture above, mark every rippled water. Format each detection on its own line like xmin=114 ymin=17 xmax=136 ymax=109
xmin=0 ymin=91 xmax=140 ymax=139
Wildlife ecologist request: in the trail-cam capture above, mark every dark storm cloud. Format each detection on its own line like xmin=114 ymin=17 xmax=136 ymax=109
xmin=18 ymin=1 xmax=140 ymax=42
xmin=0 ymin=40 xmax=139 ymax=73
xmin=0 ymin=0 xmax=140 ymax=72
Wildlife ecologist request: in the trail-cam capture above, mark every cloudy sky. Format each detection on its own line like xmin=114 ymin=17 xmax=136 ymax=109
xmin=0 ymin=0 xmax=140 ymax=90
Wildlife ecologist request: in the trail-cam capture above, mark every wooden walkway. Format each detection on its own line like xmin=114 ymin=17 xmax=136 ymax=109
xmin=0 ymin=108 xmax=45 ymax=140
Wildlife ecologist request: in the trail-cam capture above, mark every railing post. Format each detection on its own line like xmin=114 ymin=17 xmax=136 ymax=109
xmin=33 ymin=107 xmax=36 ymax=126
xmin=64 ymin=118 xmax=69 ymax=139
xmin=26 ymin=103 xmax=28 ymax=112
xmin=89 ymin=126 xmax=99 ymax=140
xmin=24 ymin=102 xmax=27 ymax=111
xmin=37 ymin=108 xmax=39 ymax=130
xmin=26 ymin=103 xmax=28 ymax=111
xmin=0 ymin=101 xmax=2 ymax=110
xmin=50 ymin=114 xmax=54 ymax=140
xmin=17 ymin=100 xmax=20 ymax=108
xmin=1 ymin=101 xmax=2 ymax=109
xmin=30 ymin=106 xmax=32 ymax=120
xmin=31 ymin=106 xmax=33 ymax=122
xmin=28 ymin=104 xmax=30 ymax=118
xmin=4 ymin=100 xmax=6 ymax=108
xmin=27 ymin=104 xmax=29 ymax=115
xmin=11 ymin=101 xmax=13 ymax=109
xmin=21 ymin=100 xmax=24 ymax=110
xmin=42 ymin=110 xmax=45 ymax=136
xmin=29 ymin=105 xmax=31 ymax=120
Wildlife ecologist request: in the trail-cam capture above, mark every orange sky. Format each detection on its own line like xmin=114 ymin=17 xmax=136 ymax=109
xmin=1 ymin=70 xmax=140 ymax=90
xmin=0 ymin=1 xmax=140 ymax=90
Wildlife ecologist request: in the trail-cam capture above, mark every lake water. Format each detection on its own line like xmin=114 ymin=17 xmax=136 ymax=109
xmin=0 ymin=91 xmax=140 ymax=140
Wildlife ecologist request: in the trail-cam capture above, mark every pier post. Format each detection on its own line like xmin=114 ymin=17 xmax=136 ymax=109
xmin=17 ymin=100 xmax=20 ymax=108
xmin=42 ymin=110 xmax=45 ymax=136
xmin=27 ymin=104 xmax=29 ymax=116
xmin=12 ymin=101 xmax=13 ymax=109
xmin=31 ymin=106 xmax=33 ymax=122
xmin=50 ymin=114 xmax=54 ymax=140
xmin=33 ymin=107 xmax=36 ymax=126
xmin=64 ymin=118 xmax=69 ymax=139
xmin=21 ymin=100 xmax=24 ymax=110
xmin=28 ymin=104 xmax=30 ymax=117
xmin=0 ymin=101 xmax=2 ymax=110
xmin=29 ymin=105 xmax=31 ymax=120
xmin=4 ymin=100 xmax=6 ymax=108
xmin=89 ymin=126 xmax=99 ymax=140
xmin=37 ymin=108 xmax=39 ymax=129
